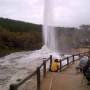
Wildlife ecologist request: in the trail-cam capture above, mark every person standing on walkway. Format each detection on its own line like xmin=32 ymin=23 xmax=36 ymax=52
xmin=79 ymin=56 xmax=88 ymax=72
xmin=83 ymin=59 xmax=90 ymax=85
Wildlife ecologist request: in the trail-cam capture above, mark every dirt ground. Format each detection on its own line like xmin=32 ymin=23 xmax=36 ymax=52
xmin=74 ymin=48 xmax=90 ymax=53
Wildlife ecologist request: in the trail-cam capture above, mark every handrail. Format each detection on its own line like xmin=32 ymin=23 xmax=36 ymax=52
xmin=9 ymin=55 xmax=52 ymax=90
xmin=9 ymin=70 xmax=37 ymax=90
xmin=9 ymin=51 xmax=89 ymax=90
xmin=17 ymin=70 xmax=37 ymax=87
xmin=59 ymin=51 xmax=89 ymax=71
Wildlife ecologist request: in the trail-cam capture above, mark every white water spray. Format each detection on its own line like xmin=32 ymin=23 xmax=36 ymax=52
xmin=43 ymin=0 xmax=59 ymax=54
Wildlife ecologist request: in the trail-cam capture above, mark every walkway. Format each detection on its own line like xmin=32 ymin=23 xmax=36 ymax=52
xmin=41 ymin=61 xmax=90 ymax=90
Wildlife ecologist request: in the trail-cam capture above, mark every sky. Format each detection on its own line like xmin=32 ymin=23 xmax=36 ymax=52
xmin=0 ymin=0 xmax=90 ymax=27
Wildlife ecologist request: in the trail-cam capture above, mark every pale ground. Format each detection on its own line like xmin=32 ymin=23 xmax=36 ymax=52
xmin=74 ymin=48 xmax=90 ymax=53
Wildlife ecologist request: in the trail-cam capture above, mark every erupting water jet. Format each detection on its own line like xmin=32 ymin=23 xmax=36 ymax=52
xmin=43 ymin=0 xmax=60 ymax=58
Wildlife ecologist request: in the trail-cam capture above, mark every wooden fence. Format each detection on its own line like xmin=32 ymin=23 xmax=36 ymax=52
xmin=9 ymin=51 xmax=89 ymax=90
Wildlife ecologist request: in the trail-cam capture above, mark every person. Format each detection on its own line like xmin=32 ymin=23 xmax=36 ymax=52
xmin=83 ymin=60 xmax=90 ymax=85
xmin=51 ymin=59 xmax=59 ymax=72
xmin=79 ymin=56 xmax=88 ymax=72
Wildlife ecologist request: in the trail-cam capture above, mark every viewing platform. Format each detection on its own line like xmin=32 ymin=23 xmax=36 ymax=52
xmin=41 ymin=61 xmax=90 ymax=90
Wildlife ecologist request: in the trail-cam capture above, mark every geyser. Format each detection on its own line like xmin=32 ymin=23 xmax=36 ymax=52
xmin=43 ymin=0 xmax=59 ymax=55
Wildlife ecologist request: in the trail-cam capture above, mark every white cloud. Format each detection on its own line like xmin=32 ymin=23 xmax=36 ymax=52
xmin=0 ymin=0 xmax=90 ymax=27
xmin=0 ymin=0 xmax=44 ymax=23
xmin=52 ymin=0 xmax=90 ymax=26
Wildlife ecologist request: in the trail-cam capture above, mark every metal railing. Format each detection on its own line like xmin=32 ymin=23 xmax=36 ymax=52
xmin=9 ymin=51 xmax=89 ymax=90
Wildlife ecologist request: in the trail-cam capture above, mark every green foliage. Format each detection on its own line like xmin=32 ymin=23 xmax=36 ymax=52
xmin=0 ymin=17 xmax=42 ymax=32
xmin=0 ymin=18 xmax=43 ymax=57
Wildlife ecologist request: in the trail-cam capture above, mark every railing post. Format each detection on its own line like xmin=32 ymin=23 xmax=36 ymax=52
xmin=9 ymin=84 xmax=17 ymax=90
xmin=59 ymin=60 xmax=62 ymax=72
xmin=49 ymin=55 xmax=52 ymax=71
xmin=72 ymin=55 xmax=74 ymax=63
xmin=88 ymin=51 xmax=90 ymax=56
xmin=43 ymin=60 xmax=46 ymax=78
xmin=78 ymin=54 xmax=81 ymax=60
xmin=67 ymin=57 xmax=69 ymax=65
xmin=37 ymin=67 xmax=41 ymax=90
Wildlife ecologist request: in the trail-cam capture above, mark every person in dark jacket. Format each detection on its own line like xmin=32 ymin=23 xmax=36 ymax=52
xmin=79 ymin=56 xmax=88 ymax=72
xmin=83 ymin=59 xmax=90 ymax=85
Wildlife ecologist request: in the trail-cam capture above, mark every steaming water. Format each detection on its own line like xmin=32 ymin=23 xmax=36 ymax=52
xmin=0 ymin=46 xmax=69 ymax=90
xmin=43 ymin=0 xmax=59 ymax=54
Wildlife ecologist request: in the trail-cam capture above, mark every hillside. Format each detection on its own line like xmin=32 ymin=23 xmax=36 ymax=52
xmin=0 ymin=18 xmax=43 ymax=57
xmin=56 ymin=26 xmax=90 ymax=53
xmin=0 ymin=17 xmax=42 ymax=32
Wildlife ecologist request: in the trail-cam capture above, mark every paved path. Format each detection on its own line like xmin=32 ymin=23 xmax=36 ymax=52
xmin=41 ymin=61 xmax=90 ymax=90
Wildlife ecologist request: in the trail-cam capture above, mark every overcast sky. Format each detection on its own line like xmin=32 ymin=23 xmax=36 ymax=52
xmin=0 ymin=0 xmax=90 ymax=27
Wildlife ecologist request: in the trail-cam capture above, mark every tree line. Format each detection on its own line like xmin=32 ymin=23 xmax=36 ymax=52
xmin=0 ymin=18 xmax=43 ymax=57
